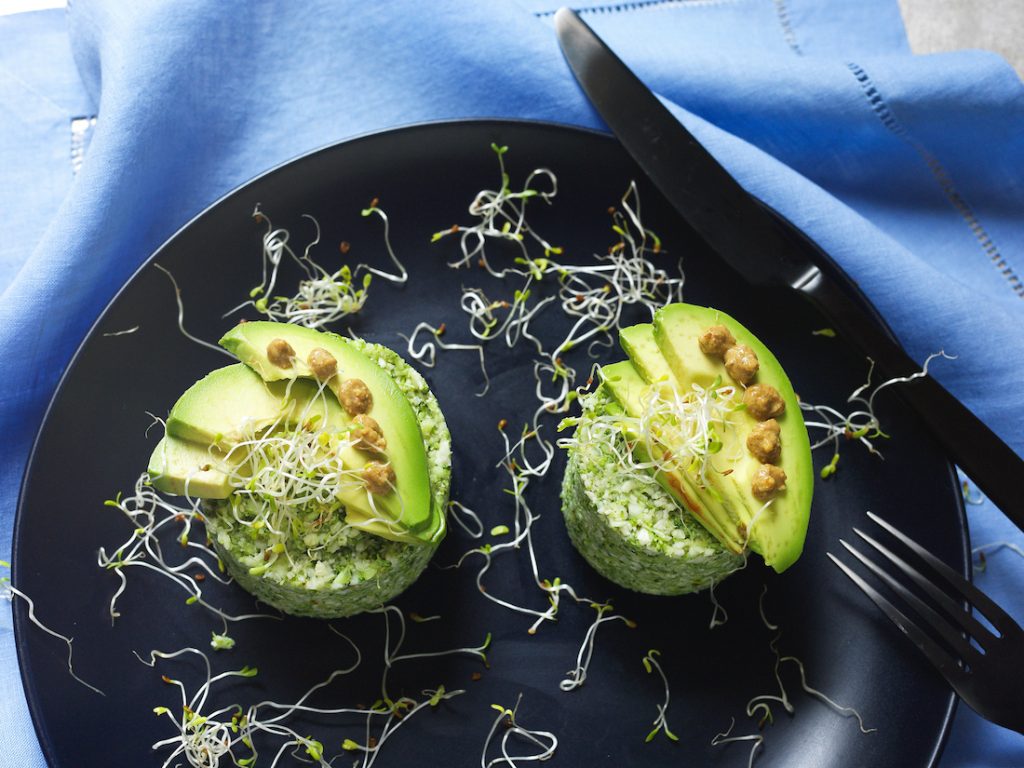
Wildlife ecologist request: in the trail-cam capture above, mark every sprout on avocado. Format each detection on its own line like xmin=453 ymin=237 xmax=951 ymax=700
xmin=213 ymin=384 xmax=378 ymax=560
xmin=636 ymin=377 xmax=745 ymax=491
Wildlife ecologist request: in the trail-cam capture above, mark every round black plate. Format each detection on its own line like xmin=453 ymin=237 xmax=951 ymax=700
xmin=14 ymin=120 xmax=964 ymax=767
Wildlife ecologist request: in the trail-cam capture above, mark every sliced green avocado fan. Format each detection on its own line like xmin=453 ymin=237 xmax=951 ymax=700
xmin=146 ymin=321 xmax=442 ymax=545
xmin=600 ymin=303 xmax=812 ymax=572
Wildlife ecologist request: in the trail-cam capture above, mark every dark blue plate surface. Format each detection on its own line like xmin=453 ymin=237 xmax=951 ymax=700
xmin=14 ymin=120 xmax=963 ymax=767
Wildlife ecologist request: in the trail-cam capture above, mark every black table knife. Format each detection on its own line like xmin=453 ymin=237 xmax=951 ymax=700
xmin=554 ymin=7 xmax=1024 ymax=529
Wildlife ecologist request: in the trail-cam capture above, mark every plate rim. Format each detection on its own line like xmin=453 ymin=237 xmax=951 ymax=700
xmin=11 ymin=116 xmax=967 ymax=767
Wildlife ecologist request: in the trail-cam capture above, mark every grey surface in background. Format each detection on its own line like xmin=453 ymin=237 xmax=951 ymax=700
xmin=900 ymin=0 xmax=1024 ymax=78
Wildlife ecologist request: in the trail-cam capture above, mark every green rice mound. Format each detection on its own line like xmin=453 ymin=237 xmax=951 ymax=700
xmin=205 ymin=339 xmax=451 ymax=618
xmin=561 ymin=389 xmax=743 ymax=595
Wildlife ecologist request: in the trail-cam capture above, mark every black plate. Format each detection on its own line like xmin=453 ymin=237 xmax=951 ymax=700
xmin=14 ymin=120 xmax=965 ymax=767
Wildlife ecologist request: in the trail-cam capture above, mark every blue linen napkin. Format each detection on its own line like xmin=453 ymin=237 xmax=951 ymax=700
xmin=1 ymin=1 xmax=1021 ymax=765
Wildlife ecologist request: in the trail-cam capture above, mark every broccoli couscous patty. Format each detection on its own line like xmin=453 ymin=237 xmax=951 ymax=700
xmin=561 ymin=389 xmax=743 ymax=595
xmin=206 ymin=339 xmax=450 ymax=617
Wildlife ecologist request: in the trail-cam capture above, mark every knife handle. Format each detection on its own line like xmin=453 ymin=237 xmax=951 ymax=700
xmin=799 ymin=271 xmax=1023 ymax=528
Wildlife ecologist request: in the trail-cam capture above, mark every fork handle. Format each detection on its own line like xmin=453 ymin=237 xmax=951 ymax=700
xmin=798 ymin=272 xmax=1024 ymax=528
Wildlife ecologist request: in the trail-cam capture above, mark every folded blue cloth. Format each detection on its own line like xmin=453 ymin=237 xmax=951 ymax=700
xmin=1 ymin=1 xmax=1021 ymax=765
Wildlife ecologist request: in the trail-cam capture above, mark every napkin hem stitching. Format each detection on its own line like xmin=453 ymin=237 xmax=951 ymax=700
xmin=847 ymin=61 xmax=1024 ymax=299
xmin=772 ymin=0 xmax=803 ymax=56
xmin=533 ymin=0 xmax=740 ymax=18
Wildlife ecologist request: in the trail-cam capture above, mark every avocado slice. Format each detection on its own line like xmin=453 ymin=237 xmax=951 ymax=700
xmin=619 ymin=324 xmax=674 ymax=384
xmin=614 ymin=328 xmax=762 ymax=536
xmin=608 ymin=306 xmax=812 ymax=572
xmin=218 ymin=322 xmax=437 ymax=543
xmin=600 ymin=360 xmax=746 ymax=553
xmin=165 ymin=364 xmax=334 ymax=448
xmin=162 ymin=362 xmax=433 ymax=545
xmin=147 ymin=435 xmax=233 ymax=499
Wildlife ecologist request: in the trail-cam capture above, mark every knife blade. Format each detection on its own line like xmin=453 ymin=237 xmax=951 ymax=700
xmin=554 ymin=7 xmax=1024 ymax=529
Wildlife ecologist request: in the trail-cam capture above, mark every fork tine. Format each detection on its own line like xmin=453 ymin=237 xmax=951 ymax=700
xmin=828 ymin=552 xmax=968 ymax=687
xmin=867 ymin=511 xmax=1022 ymax=638
xmin=851 ymin=527 xmax=997 ymax=648
xmin=840 ymin=538 xmax=980 ymax=661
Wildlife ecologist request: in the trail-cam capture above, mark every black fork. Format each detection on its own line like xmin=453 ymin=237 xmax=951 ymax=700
xmin=829 ymin=511 xmax=1024 ymax=734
